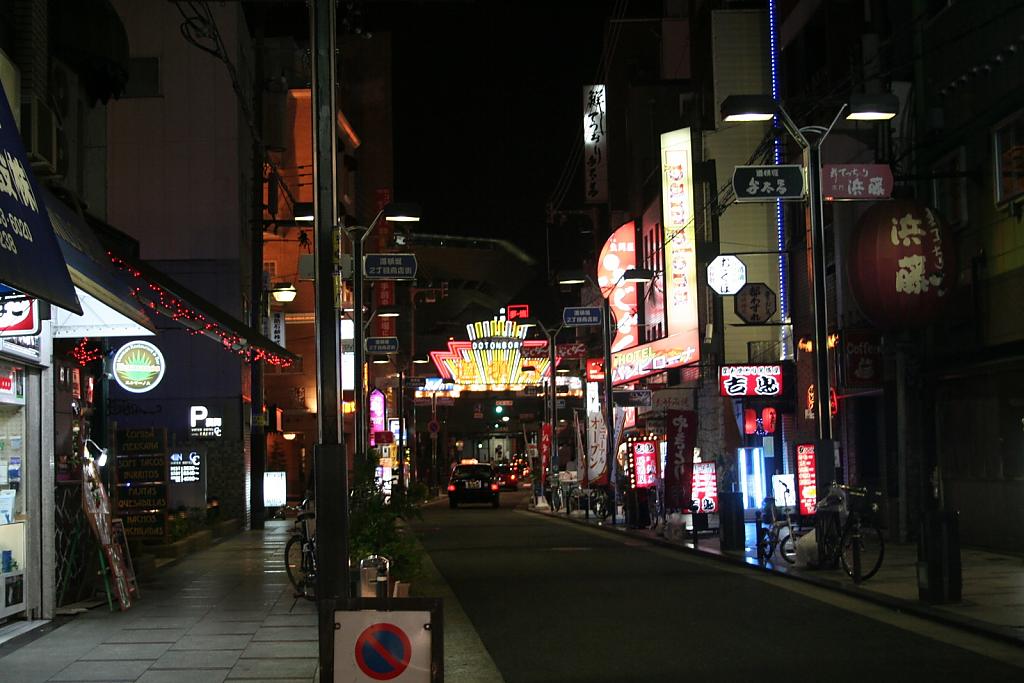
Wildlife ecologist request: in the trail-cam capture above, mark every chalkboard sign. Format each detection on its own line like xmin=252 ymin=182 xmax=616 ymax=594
xmin=115 ymin=431 xmax=168 ymax=540
xmin=115 ymin=428 xmax=166 ymax=455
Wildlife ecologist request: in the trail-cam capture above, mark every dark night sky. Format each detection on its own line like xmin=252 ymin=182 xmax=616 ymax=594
xmin=383 ymin=0 xmax=616 ymax=270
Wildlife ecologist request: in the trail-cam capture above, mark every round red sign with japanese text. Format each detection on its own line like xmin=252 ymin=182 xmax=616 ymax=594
xmin=847 ymin=200 xmax=955 ymax=330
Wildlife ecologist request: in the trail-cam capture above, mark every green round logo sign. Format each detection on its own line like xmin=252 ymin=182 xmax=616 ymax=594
xmin=112 ymin=340 xmax=166 ymax=393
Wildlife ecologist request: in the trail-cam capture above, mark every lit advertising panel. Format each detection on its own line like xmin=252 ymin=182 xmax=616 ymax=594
xmin=598 ymin=221 xmax=638 ymax=353
xmin=429 ymin=315 xmax=554 ymax=391
xmin=660 ymin=128 xmax=699 ymax=341
xmin=611 ymin=334 xmax=698 ymax=385
xmin=629 ymin=439 xmax=658 ymax=489
xmin=368 ymin=389 xmax=386 ymax=447
xmin=583 ymin=84 xmax=608 ymax=203
xmin=719 ymin=364 xmax=783 ymax=397
xmin=585 ymin=381 xmax=607 ymax=485
xmin=796 ymin=443 xmax=817 ymax=515
xmin=690 ymin=462 xmax=718 ymax=513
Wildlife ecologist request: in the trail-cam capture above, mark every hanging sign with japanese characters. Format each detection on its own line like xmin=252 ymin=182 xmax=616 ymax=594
xmin=719 ymin=364 xmax=783 ymax=397
xmin=847 ymin=200 xmax=955 ymax=329
xmin=0 ymin=83 xmax=80 ymax=314
xmin=732 ymin=165 xmax=805 ymax=202
xmin=733 ymin=282 xmax=778 ymax=324
xmin=690 ymin=462 xmax=718 ymax=513
xmin=627 ymin=438 xmax=659 ymax=490
xmin=665 ymin=409 xmax=696 ymax=510
xmin=583 ymin=85 xmax=608 ymax=203
xmin=822 ymin=164 xmax=893 ymax=201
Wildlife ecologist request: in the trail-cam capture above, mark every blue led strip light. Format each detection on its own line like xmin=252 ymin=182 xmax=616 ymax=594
xmin=765 ymin=0 xmax=786 ymax=360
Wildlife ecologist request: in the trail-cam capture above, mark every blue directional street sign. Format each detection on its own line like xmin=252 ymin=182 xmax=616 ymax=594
xmin=363 ymin=253 xmax=418 ymax=280
xmin=365 ymin=336 xmax=400 ymax=354
xmin=563 ymin=306 xmax=604 ymax=327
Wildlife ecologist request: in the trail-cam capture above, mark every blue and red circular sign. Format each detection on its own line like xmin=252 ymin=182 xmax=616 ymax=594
xmin=354 ymin=622 xmax=412 ymax=680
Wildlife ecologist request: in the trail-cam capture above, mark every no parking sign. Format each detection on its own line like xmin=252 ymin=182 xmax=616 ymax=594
xmin=335 ymin=598 xmax=443 ymax=682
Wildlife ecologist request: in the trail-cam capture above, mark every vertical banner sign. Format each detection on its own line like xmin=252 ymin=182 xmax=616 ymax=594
xmin=540 ymin=423 xmax=552 ymax=481
xmin=0 ymin=83 xmax=80 ymax=313
xmin=374 ymin=188 xmax=396 ymax=337
xmin=690 ymin=462 xmax=718 ymax=513
xmin=269 ymin=311 xmax=286 ymax=347
xmin=598 ymin=221 xmax=638 ymax=353
xmin=582 ymin=84 xmax=608 ymax=204
xmin=369 ymin=389 xmax=386 ymax=447
xmin=585 ymin=381 xmax=608 ymax=485
xmin=630 ymin=439 xmax=658 ymax=489
xmin=660 ymin=128 xmax=699 ymax=341
xmin=796 ymin=443 xmax=817 ymax=515
xmin=664 ymin=409 xmax=696 ymax=510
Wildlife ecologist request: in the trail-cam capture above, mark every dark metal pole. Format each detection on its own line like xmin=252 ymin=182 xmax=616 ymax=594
xmin=398 ymin=364 xmax=405 ymax=490
xmin=310 ymin=1 xmax=347 ymax=679
xmin=353 ymin=230 xmax=366 ymax=461
xmin=249 ymin=13 xmax=266 ymax=530
xmin=548 ymin=325 xmax=558 ymax=483
xmin=602 ymin=295 xmax=616 ymax=525
xmin=805 ymin=139 xmax=832 ymax=445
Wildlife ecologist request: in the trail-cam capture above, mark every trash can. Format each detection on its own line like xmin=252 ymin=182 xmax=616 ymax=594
xmin=718 ymin=492 xmax=745 ymax=551
xmin=917 ymin=508 xmax=962 ymax=604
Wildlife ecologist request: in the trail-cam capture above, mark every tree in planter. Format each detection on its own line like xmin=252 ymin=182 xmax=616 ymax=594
xmin=348 ymin=449 xmax=426 ymax=583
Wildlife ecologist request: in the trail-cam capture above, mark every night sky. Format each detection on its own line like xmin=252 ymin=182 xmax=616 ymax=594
xmin=383 ymin=0 xmax=615 ymax=272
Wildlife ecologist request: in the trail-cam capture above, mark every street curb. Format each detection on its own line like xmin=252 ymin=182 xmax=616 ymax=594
xmin=525 ymin=505 xmax=1024 ymax=648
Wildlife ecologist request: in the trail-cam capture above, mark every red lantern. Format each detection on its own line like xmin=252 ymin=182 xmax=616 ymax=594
xmin=847 ymin=200 xmax=955 ymax=329
xmin=743 ymin=408 xmax=758 ymax=435
xmin=761 ymin=407 xmax=777 ymax=434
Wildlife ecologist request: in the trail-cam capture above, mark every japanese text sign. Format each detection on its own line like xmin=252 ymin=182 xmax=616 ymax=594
xmin=665 ymin=409 xmax=696 ymax=510
xmin=718 ymin=364 xmax=783 ymax=397
xmin=0 ymin=83 xmax=80 ymax=313
xmin=583 ymin=84 xmax=608 ymax=203
xmin=822 ymin=164 xmax=893 ymax=201
xmin=629 ymin=439 xmax=658 ymax=489
xmin=363 ymin=253 xmax=417 ymax=280
xmin=733 ymin=282 xmax=778 ymax=324
xmin=732 ymin=165 xmax=805 ymax=201
xmin=690 ymin=462 xmax=718 ymax=513
xmin=796 ymin=443 xmax=817 ymax=515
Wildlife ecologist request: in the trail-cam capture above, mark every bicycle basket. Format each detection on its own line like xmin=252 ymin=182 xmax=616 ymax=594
xmin=844 ymin=486 xmax=881 ymax=518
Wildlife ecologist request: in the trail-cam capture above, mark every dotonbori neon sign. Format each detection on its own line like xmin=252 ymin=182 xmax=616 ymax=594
xmin=429 ymin=315 xmax=556 ymax=391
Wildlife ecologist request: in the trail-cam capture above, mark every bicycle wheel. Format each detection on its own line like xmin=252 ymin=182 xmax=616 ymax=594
xmin=757 ymin=531 xmax=776 ymax=561
xmin=778 ymin=529 xmax=797 ymax=564
xmin=593 ymin=490 xmax=610 ymax=521
xmin=551 ymin=487 xmax=564 ymax=512
xmin=841 ymin=524 xmax=885 ymax=581
xmin=284 ymin=535 xmax=307 ymax=594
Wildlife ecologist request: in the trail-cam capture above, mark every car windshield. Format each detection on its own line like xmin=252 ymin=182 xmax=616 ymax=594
xmin=452 ymin=465 xmax=493 ymax=480
xmin=495 ymin=465 xmax=512 ymax=474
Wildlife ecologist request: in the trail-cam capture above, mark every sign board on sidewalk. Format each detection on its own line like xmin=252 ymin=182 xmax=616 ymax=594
xmin=613 ymin=389 xmax=652 ymax=407
xmin=334 ymin=598 xmax=443 ymax=682
xmin=732 ymin=165 xmax=805 ymax=202
xmin=363 ymin=253 xmax=418 ymax=280
xmin=822 ymin=164 xmax=893 ymax=201
xmin=733 ymin=282 xmax=778 ymax=324
xmin=366 ymin=337 xmax=400 ymax=354
xmin=563 ymin=306 xmax=603 ymax=327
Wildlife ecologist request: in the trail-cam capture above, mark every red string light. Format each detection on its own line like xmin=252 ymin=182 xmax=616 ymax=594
xmin=111 ymin=254 xmax=293 ymax=368
xmin=70 ymin=337 xmax=104 ymax=367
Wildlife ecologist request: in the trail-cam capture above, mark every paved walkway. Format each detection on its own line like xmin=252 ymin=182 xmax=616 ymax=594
xmin=0 ymin=523 xmax=317 ymax=683
xmin=0 ymin=517 xmax=500 ymax=683
xmin=537 ymin=503 xmax=1024 ymax=645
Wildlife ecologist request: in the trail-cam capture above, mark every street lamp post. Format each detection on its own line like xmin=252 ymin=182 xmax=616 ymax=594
xmin=345 ymin=204 xmax=420 ymax=461
xmin=527 ymin=318 xmax=565 ymax=499
xmin=558 ymin=266 xmax=654 ymax=526
xmin=721 ymin=92 xmax=897 ymax=559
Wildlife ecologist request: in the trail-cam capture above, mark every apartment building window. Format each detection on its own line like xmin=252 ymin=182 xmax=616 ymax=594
xmin=931 ymin=147 xmax=968 ymax=229
xmin=994 ymin=110 xmax=1024 ymax=204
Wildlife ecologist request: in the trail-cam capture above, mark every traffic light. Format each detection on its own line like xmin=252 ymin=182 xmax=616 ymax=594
xmin=495 ymin=405 xmax=503 ymax=415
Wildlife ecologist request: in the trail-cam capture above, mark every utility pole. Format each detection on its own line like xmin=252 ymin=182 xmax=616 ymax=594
xmin=310 ymin=1 xmax=347 ymax=680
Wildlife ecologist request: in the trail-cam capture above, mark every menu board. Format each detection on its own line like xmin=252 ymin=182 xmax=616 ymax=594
xmin=690 ymin=462 xmax=718 ymax=513
xmin=115 ymin=428 xmax=167 ymax=539
xmin=82 ymin=461 xmax=134 ymax=610
xmin=796 ymin=443 xmax=817 ymax=515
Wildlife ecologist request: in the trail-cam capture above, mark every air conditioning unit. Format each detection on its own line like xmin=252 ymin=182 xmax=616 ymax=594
xmin=21 ymin=96 xmax=60 ymax=175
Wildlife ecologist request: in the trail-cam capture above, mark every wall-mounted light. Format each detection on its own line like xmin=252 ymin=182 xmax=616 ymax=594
xmin=271 ymin=283 xmax=297 ymax=303
xmin=282 ymin=432 xmax=297 ymax=441
xmin=293 ymin=202 xmax=315 ymax=222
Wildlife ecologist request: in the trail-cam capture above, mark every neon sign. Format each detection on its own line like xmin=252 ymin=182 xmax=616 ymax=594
xmin=598 ymin=221 xmax=638 ymax=352
xmin=429 ymin=315 xmax=555 ymax=391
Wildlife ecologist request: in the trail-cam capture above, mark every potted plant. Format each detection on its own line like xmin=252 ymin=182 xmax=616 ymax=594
xmin=348 ymin=450 xmax=425 ymax=590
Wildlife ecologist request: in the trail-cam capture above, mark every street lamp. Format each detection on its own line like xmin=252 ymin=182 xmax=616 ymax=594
xmin=525 ymin=317 xmax=565 ymax=501
xmin=557 ymin=266 xmax=653 ymax=525
xmin=270 ymin=282 xmax=297 ymax=303
xmin=720 ymin=93 xmax=896 ymax=449
xmin=346 ymin=203 xmax=421 ymax=461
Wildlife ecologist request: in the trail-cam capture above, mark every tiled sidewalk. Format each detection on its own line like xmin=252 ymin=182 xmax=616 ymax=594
xmin=540 ymin=505 xmax=1024 ymax=645
xmin=0 ymin=522 xmax=318 ymax=683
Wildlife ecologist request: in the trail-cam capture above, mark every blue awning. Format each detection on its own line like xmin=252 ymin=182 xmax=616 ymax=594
xmin=43 ymin=189 xmax=156 ymax=337
xmin=0 ymin=83 xmax=81 ymax=313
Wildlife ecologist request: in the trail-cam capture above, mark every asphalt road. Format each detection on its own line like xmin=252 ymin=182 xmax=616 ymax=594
xmin=411 ymin=491 xmax=1024 ymax=683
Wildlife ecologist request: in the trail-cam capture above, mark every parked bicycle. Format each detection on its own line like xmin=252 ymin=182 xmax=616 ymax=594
xmin=814 ymin=483 xmax=885 ymax=582
xmin=284 ymin=500 xmax=317 ymax=599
